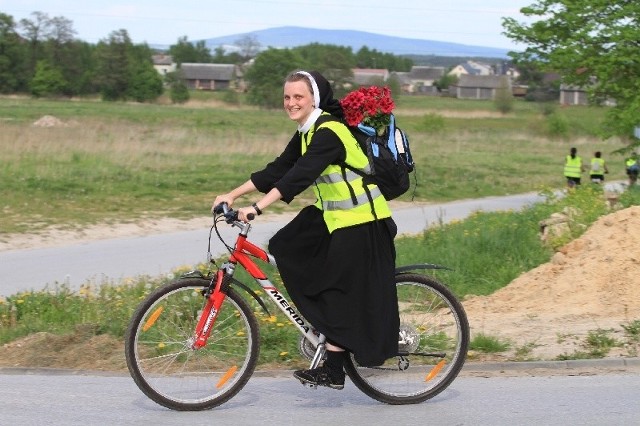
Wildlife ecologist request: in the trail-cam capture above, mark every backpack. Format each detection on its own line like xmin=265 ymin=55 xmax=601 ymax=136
xmin=315 ymin=114 xmax=415 ymax=201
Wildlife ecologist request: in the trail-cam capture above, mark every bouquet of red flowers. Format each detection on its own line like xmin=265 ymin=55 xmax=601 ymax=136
xmin=340 ymin=86 xmax=395 ymax=132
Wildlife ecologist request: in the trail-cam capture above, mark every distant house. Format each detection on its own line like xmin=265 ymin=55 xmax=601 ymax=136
xmin=352 ymin=68 xmax=390 ymax=86
xmin=511 ymin=85 xmax=528 ymax=97
xmin=389 ymin=71 xmax=412 ymax=93
xmin=408 ymin=66 xmax=444 ymax=94
xmin=179 ymin=63 xmax=236 ymax=91
xmin=152 ymin=54 xmax=175 ymax=76
xmin=453 ymin=75 xmax=511 ymax=100
xmin=448 ymin=61 xmax=493 ymax=78
xmin=559 ymin=84 xmax=588 ymax=106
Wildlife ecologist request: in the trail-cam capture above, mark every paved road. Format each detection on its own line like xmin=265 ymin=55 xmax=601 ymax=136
xmin=1 ymin=359 xmax=639 ymax=425
xmin=1 ymin=192 xmax=551 ymax=297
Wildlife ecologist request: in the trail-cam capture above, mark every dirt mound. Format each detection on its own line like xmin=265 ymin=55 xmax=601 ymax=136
xmin=32 ymin=115 xmax=68 ymax=127
xmin=464 ymin=206 xmax=640 ymax=360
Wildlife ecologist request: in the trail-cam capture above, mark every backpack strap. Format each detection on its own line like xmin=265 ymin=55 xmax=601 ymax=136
xmin=313 ymin=114 xmax=379 ymax=219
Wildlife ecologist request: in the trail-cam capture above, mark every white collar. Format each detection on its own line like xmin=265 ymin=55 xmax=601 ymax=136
xmin=298 ymin=108 xmax=323 ymax=133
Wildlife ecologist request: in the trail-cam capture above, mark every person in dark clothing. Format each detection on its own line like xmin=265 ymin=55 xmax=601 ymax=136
xmin=212 ymin=70 xmax=399 ymax=390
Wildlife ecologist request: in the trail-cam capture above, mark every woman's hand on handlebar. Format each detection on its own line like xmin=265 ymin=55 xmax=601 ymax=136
xmin=237 ymin=206 xmax=257 ymax=222
xmin=212 ymin=194 xmax=235 ymax=214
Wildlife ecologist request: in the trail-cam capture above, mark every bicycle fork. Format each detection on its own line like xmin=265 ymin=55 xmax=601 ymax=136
xmin=192 ymin=270 xmax=227 ymax=349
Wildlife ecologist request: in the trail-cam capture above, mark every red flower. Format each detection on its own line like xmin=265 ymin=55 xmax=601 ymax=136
xmin=340 ymin=86 xmax=395 ymax=130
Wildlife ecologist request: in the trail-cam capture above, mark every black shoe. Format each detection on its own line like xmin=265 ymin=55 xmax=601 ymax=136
xmin=294 ymin=365 xmax=345 ymax=390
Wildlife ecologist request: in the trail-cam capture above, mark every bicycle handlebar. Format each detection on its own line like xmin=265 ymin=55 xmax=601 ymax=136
xmin=214 ymin=202 xmax=255 ymax=223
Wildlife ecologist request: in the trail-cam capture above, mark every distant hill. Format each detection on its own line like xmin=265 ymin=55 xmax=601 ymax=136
xmin=201 ymin=26 xmax=512 ymax=58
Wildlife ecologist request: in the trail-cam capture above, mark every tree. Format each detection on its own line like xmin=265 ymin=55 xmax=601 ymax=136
xmin=244 ymin=48 xmax=308 ymax=108
xmin=128 ymin=58 xmax=163 ymax=102
xmin=355 ymin=46 xmax=413 ymax=72
xmin=234 ymin=35 xmax=261 ymax=62
xmin=168 ymin=36 xmax=212 ymax=64
xmin=94 ymin=29 xmax=134 ymax=101
xmin=211 ymin=46 xmax=242 ymax=65
xmin=494 ymin=76 xmax=514 ymax=114
xmin=166 ymin=71 xmax=189 ymax=104
xmin=502 ymin=2 xmax=640 ymax=153
xmin=434 ymin=73 xmax=458 ymax=92
xmin=19 ymin=11 xmax=51 ymax=73
xmin=292 ymin=43 xmax=355 ymax=97
xmin=0 ymin=13 xmax=27 ymax=93
xmin=30 ymin=59 xmax=67 ymax=97
xmin=45 ymin=15 xmax=76 ymax=64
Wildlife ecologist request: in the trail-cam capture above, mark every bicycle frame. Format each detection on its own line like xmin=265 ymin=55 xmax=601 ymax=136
xmin=191 ymin=210 xmax=453 ymax=363
xmin=192 ymin=218 xmax=323 ymax=360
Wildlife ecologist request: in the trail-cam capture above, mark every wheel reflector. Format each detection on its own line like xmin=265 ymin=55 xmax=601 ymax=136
xmin=142 ymin=307 xmax=164 ymax=331
xmin=216 ymin=365 xmax=238 ymax=388
xmin=425 ymin=359 xmax=446 ymax=382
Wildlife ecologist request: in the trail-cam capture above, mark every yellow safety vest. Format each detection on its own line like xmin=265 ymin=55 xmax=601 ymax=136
xmin=564 ymin=156 xmax=582 ymax=178
xmin=626 ymin=158 xmax=637 ymax=168
xmin=301 ymin=116 xmax=391 ymax=233
xmin=590 ymin=158 xmax=605 ymax=175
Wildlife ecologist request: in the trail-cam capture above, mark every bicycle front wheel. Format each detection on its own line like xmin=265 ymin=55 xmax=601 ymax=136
xmin=124 ymin=278 xmax=259 ymax=411
xmin=344 ymin=273 xmax=469 ymax=405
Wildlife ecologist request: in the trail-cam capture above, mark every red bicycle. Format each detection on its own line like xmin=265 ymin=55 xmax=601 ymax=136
xmin=124 ymin=204 xmax=469 ymax=411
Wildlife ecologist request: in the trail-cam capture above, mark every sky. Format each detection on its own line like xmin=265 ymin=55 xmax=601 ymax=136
xmin=1 ymin=0 xmax=533 ymax=50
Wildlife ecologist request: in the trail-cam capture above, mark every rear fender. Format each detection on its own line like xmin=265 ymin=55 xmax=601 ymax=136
xmin=395 ymin=263 xmax=452 ymax=274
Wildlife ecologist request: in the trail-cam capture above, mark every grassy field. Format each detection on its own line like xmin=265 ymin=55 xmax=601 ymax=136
xmin=0 ymin=93 xmax=628 ymax=234
xmin=2 ymin=92 xmax=638 ymax=366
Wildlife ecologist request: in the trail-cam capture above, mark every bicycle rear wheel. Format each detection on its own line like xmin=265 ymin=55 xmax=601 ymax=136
xmin=344 ymin=273 xmax=469 ymax=404
xmin=124 ymin=278 xmax=259 ymax=411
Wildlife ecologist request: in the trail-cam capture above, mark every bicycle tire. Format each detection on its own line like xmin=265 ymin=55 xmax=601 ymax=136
xmin=124 ymin=277 xmax=260 ymax=411
xmin=344 ymin=273 xmax=469 ymax=405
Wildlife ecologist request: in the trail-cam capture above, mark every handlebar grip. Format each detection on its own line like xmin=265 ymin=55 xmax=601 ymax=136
xmin=246 ymin=213 xmax=255 ymax=221
xmin=213 ymin=202 xmax=228 ymax=215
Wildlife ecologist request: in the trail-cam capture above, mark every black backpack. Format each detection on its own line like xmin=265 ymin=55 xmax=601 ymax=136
xmin=315 ymin=113 xmax=415 ymax=201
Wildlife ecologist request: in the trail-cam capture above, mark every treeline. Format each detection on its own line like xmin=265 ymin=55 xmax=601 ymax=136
xmin=0 ymin=11 xmax=163 ymax=101
xmin=0 ymin=10 xmax=412 ymax=104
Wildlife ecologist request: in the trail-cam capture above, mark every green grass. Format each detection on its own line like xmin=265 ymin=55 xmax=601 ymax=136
xmin=0 ymin=94 xmax=630 ymax=234
xmin=2 ymin=93 xmax=640 ymax=367
xmin=469 ymin=333 xmax=511 ymax=353
xmin=3 ymin=186 xmax=640 ymax=366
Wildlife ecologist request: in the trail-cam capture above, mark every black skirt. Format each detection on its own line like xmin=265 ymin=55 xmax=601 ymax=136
xmin=268 ymin=205 xmax=399 ymax=366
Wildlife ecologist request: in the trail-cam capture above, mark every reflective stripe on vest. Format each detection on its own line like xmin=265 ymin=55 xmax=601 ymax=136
xmin=315 ymin=167 xmax=371 ymax=185
xmin=323 ymin=186 xmax=383 ymax=211
xmin=301 ymin=115 xmax=391 ymax=233
xmin=564 ymin=155 xmax=582 ymax=178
